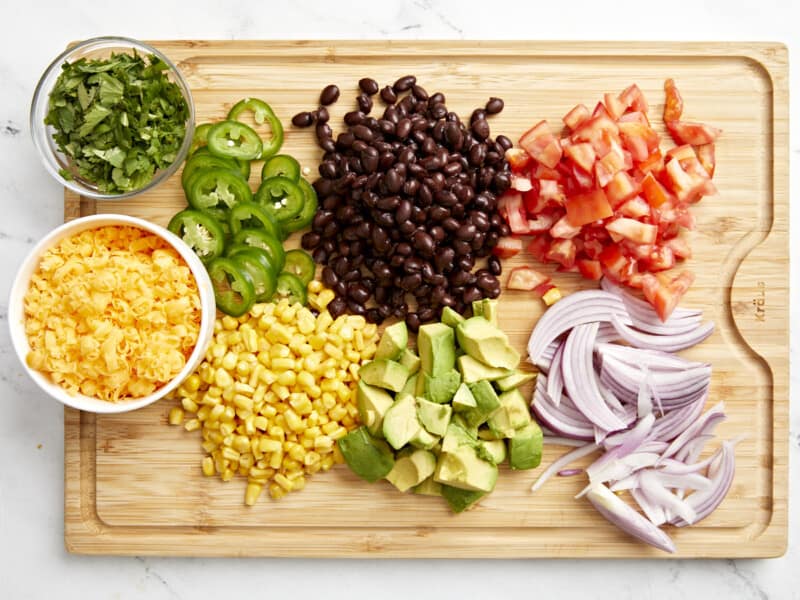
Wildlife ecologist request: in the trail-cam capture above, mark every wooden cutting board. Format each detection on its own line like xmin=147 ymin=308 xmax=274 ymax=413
xmin=63 ymin=41 xmax=788 ymax=558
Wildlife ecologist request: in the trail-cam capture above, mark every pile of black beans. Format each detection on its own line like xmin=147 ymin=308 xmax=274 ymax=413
xmin=294 ymin=76 xmax=512 ymax=331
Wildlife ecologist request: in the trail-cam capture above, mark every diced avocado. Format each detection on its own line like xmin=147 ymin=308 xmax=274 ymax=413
xmin=375 ymin=321 xmax=408 ymax=361
xmin=479 ymin=439 xmax=507 ymax=465
xmin=463 ymin=380 xmax=501 ymax=428
xmin=471 ymin=299 xmax=484 ymax=318
xmin=414 ymin=476 xmax=443 ymax=497
xmin=424 ymin=369 xmax=461 ymax=404
xmin=415 ymin=370 xmax=426 ymax=396
xmin=359 ymin=359 xmax=410 ymax=393
xmin=400 ymin=372 xmax=418 ymax=397
xmin=441 ymin=485 xmax=487 ymax=513
xmin=417 ymin=397 xmax=452 ymax=436
xmin=434 ymin=445 xmax=498 ymax=493
xmin=338 ymin=426 xmax=395 ymax=482
xmin=385 ymin=449 xmax=437 ymax=492
xmin=382 ymin=394 xmax=421 ymax=450
xmin=410 ymin=426 xmax=440 ymax=449
xmin=456 ymin=317 xmax=520 ymax=371
xmin=441 ymin=306 xmax=465 ymax=328
xmin=487 ymin=388 xmax=532 ymax=439
xmin=480 ymin=299 xmax=499 ymax=326
xmin=477 ymin=426 xmax=503 ymax=441
xmin=441 ymin=420 xmax=478 ymax=453
xmin=494 ymin=370 xmax=537 ymax=392
xmin=399 ymin=348 xmax=421 ymax=375
xmin=457 ymin=354 xmax=513 ymax=384
xmin=418 ymin=322 xmax=456 ymax=376
xmin=508 ymin=422 xmax=544 ymax=470
xmin=451 ymin=383 xmax=477 ymax=412
xmin=356 ymin=380 xmax=394 ymax=437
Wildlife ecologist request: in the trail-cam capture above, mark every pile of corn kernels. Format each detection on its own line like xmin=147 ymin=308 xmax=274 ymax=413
xmin=169 ymin=282 xmax=379 ymax=505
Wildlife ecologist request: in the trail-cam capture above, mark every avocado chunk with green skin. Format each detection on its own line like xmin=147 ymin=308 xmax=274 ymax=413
xmin=456 ymin=317 xmax=520 ymax=371
xmin=375 ymin=321 xmax=408 ymax=361
xmin=414 ymin=476 xmax=443 ymax=497
xmin=441 ymin=484 xmax=487 ymax=513
xmin=494 ymin=370 xmax=537 ymax=392
xmin=441 ymin=420 xmax=478 ymax=453
xmin=418 ymin=322 xmax=456 ymax=376
xmin=441 ymin=306 xmax=465 ymax=328
xmin=451 ymin=382 xmax=477 ymax=412
xmin=457 ymin=354 xmax=513 ymax=384
xmin=508 ymin=422 xmax=544 ymax=470
xmin=399 ymin=348 xmax=421 ymax=375
xmin=434 ymin=445 xmax=499 ymax=493
xmin=382 ymin=394 xmax=421 ymax=450
xmin=487 ymin=388 xmax=533 ymax=438
xmin=359 ymin=359 xmax=410 ymax=393
xmin=338 ymin=426 xmax=395 ymax=482
xmin=471 ymin=299 xmax=484 ymax=318
xmin=480 ymin=299 xmax=499 ymax=326
xmin=417 ymin=397 xmax=452 ymax=436
xmin=385 ymin=449 xmax=437 ymax=492
xmin=479 ymin=439 xmax=507 ymax=465
xmin=424 ymin=369 xmax=462 ymax=404
xmin=463 ymin=380 xmax=502 ymax=428
xmin=410 ymin=426 xmax=440 ymax=449
xmin=356 ymin=380 xmax=394 ymax=438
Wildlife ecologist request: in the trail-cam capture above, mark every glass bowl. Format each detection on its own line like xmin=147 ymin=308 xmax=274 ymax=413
xmin=30 ymin=36 xmax=195 ymax=200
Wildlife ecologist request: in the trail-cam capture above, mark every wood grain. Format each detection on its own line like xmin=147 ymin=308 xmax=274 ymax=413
xmin=63 ymin=41 xmax=788 ymax=558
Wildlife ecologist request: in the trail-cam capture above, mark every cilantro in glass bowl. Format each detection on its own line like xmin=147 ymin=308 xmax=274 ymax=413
xmin=30 ymin=37 xmax=195 ymax=199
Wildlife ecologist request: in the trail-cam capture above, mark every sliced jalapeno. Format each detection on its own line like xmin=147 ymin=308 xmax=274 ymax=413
xmin=228 ymin=98 xmax=284 ymax=160
xmin=261 ymin=154 xmax=301 ymax=182
xmin=231 ymin=228 xmax=286 ymax=273
xmin=275 ymin=272 xmax=307 ymax=306
xmin=282 ymin=249 xmax=316 ymax=286
xmin=181 ymin=148 xmax=240 ymax=191
xmin=207 ymin=120 xmax=263 ymax=161
xmin=227 ymin=244 xmax=278 ymax=275
xmin=167 ymin=209 xmax=226 ymax=263
xmin=254 ymin=176 xmax=304 ymax=224
xmin=187 ymin=168 xmax=252 ymax=212
xmin=198 ymin=205 xmax=233 ymax=239
xmin=207 ymin=257 xmax=255 ymax=316
xmin=235 ymin=158 xmax=251 ymax=180
xmin=283 ymin=177 xmax=318 ymax=234
xmin=228 ymin=201 xmax=283 ymax=241
xmin=189 ymin=122 xmax=214 ymax=155
xmin=230 ymin=250 xmax=277 ymax=303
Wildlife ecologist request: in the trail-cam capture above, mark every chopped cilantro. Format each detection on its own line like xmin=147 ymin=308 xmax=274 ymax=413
xmin=44 ymin=51 xmax=189 ymax=194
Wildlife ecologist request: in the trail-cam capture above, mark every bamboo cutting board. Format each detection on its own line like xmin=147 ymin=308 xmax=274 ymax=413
xmin=63 ymin=41 xmax=788 ymax=558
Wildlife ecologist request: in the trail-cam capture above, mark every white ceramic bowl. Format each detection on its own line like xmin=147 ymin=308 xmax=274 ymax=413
xmin=8 ymin=214 xmax=216 ymax=414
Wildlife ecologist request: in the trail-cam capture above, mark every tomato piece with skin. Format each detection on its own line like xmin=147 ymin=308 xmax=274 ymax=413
xmin=605 ymin=171 xmax=640 ymax=207
xmin=546 ymin=238 xmax=577 ymax=269
xmin=663 ymin=78 xmax=684 ymax=123
xmin=667 ymin=121 xmax=721 ymax=146
xmin=641 ymin=172 xmax=672 ymax=208
xmin=550 ymin=214 xmax=583 ymax=239
xmin=599 ymin=243 xmax=636 ymax=283
xmin=618 ymin=110 xmax=650 ymax=126
xmin=694 ymin=143 xmax=716 ymax=177
xmin=527 ymin=211 xmax=559 ymax=233
xmin=639 ymin=244 xmax=675 ymax=272
xmin=505 ymin=148 xmax=533 ymax=173
xmin=564 ymin=142 xmax=597 ymax=173
xmin=618 ymin=195 xmax=651 ymax=218
xmin=604 ymin=92 xmax=627 ymax=120
xmin=533 ymin=163 xmax=563 ymax=181
xmin=665 ymin=236 xmax=692 ymax=259
xmin=576 ymin=258 xmax=603 ymax=280
xmin=519 ymin=120 xmax=563 ymax=169
xmin=564 ymin=188 xmax=613 ymax=227
xmin=606 ymin=217 xmax=658 ymax=245
xmin=507 ymin=266 xmax=551 ymax=291
xmin=539 ymin=179 xmax=566 ymax=205
xmin=635 ymin=148 xmax=665 ymax=176
xmin=618 ymin=121 xmax=660 ymax=161
xmin=642 ymin=271 xmax=695 ymax=322
xmin=492 ymin=236 xmax=523 ymax=259
xmin=619 ymin=84 xmax=649 ymax=114
xmin=527 ymin=235 xmax=550 ymax=261
xmin=563 ymin=103 xmax=591 ymax=131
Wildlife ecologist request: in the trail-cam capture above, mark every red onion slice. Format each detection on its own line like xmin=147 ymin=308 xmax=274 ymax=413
xmin=610 ymin=311 xmax=715 ymax=353
xmin=546 ymin=341 xmax=565 ymax=405
xmin=531 ymin=442 xmax=600 ymax=492
xmin=671 ymin=440 xmax=738 ymax=527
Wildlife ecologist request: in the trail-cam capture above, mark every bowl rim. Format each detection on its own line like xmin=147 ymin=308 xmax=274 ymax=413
xmin=29 ymin=36 xmax=195 ymax=201
xmin=8 ymin=214 xmax=216 ymax=414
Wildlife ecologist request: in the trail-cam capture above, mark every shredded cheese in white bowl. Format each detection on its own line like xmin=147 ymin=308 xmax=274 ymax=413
xmin=8 ymin=214 xmax=216 ymax=414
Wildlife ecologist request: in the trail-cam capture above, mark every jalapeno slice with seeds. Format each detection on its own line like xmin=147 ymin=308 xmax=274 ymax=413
xmin=207 ymin=120 xmax=263 ymax=161
xmin=254 ymin=176 xmax=304 ymax=224
xmin=282 ymin=249 xmax=316 ymax=286
xmin=261 ymin=154 xmax=301 ymax=182
xmin=282 ymin=177 xmax=318 ymax=233
xmin=228 ymin=98 xmax=284 ymax=160
xmin=230 ymin=250 xmax=277 ymax=302
xmin=187 ymin=168 xmax=252 ymax=212
xmin=275 ymin=272 xmax=307 ymax=306
xmin=181 ymin=148 xmax=240 ymax=191
xmin=228 ymin=201 xmax=283 ymax=241
xmin=189 ymin=122 xmax=214 ymax=155
xmin=167 ymin=209 xmax=226 ymax=263
xmin=231 ymin=228 xmax=286 ymax=273
xmin=207 ymin=257 xmax=255 ymax=316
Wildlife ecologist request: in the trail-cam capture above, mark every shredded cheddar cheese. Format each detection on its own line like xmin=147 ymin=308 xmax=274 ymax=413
xmin=23 ymin=225 xmax=201 ymax=401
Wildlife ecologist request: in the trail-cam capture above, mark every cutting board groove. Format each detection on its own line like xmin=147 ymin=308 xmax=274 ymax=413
xmin=63 ymin=41 xmax=788 ymax=557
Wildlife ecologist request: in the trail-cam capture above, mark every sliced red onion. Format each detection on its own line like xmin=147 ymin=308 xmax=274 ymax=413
xmin=650 ymin=393 xmax=706 ymax=442
xmin=610 ymin=311 xmax=715 ymax=353
xmin=586 ymin=483 xmax=676 ymax=553
xmin=531 ymin=442 xmax=599 ymax=492
xmin=659 ymin=402 xmax=726 ymax=463
xmin=587 ymin=450 xmax=661 ymax=484
xmin=631 ymin=487 xmax=668 ymax=526
xmin=543 ymin=435 xmax=590 ymax=448
xmin=637 ymin=470 xmax=697 ymax=524
xmin=532 ymin=378 xmax=595 ymax=441
xmin=558 ymin=469 xmax=584 ymax=477
xmin=546 ymin=341 xmax=565 ymax=404
xmin=604 ymin=413 xmax=655 ymax=455
xmin=671 ymin=440 xmax=738 ymax=527
xmin=595 ymin=342 xmax=704 ymax=372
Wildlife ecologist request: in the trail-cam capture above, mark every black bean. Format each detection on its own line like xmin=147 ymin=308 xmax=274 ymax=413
xmin=316 ymin=122 xmax=332 ymax=141
xmin=456 ymin=223 xmax=477 ymax=241
xmin=320 ymin=84 xmax=340 ymax=106
xmin=344 ymin=111 xmax=365 ymax=126
xmin=496 ymin=134 xmax=512 ymax=151
xmin=485 ymin=97 xmax=504 ymax=114
xmin=292 ymin=111 xmax=315 ymax=127
xmin=316 ymin=106 xmax=330 ymax=124
xmin=488 ymin=256 xmax=502 ymax=276
xmin=380 ymin=85 xmax=397 ymax=104
xmin=302 ymin=231 xmax=321 ymax=250
xmin=405 ymin=312 xmax=421 ymax=332
xmin=430 ymin=103 xmax=447 ymax=120
xmin=411 ymin=84 xmax=429 ymax=100
xmin=472 ymin=119 xmax=490 ymax=141
xmin=462 ymin=286 xmax=483 ymax=304
xmin=395 ymin=118 xmax=412 ymax=140
xmin=357 ymin=93 xmax=373 ymax=114
xmin=328 ymin=297 xmax=347 ymax=318
xmin=352 ymin=125 xmax=373 ymax=142
xmin=359 ymin=77 xmax=380 ymax=95
xmin=413 ymin=230 xmax=435 ymax=255
xmin=393 ymin=74 xmax=416 ymax=92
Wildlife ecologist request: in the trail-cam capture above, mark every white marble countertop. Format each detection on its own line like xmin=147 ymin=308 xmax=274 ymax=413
xmin=1 ymin=1 xmax=797 ymax=598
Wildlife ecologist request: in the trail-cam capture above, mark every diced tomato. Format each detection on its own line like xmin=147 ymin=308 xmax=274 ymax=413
xmin=505 ymin=148 xmax=532 ymax=173
xmin=666 ymin=144 xmax=697 ymax=162
xmin=582 ymin=238 xmax=605 ymax=259
xmin=572 ymin=115 xmax=620 ymax=149
xmin=667 ymin=121 xmax=722 ymax=146
xmin=663 ymin=158 xmax=705 ymax=203
xmin=664 ymin=237 xmax=692 ymax=260
xmin=635 ymin=149 xmax=664 ymax=175
xmin=605 ymin=171 xmax=640 ymax=207
xmin=498 ymin=193 xmax=530 ymax=234
xmin=599 ymin=243 xmax=636 ymax=283
xmin=619 ymin=84 xmax=649 ymax=114
xmin=533 ymin=163 xmax=563 ymax=181
xmin=592 ymin=101 xmax=610 ymax=119
xmin=491 ymin=236 xmax=523 ymax=259
xmin=640 ymin=244 xmax=675 ymax=272
xmin=511 ymin=175 xmax=533 ymax=192
xmin=576 ymin=258 xmax=602 ymax=280
xmin=564 ymin=189 xmax=613 ymax=227
xmin=564 ymin=142 xmax=596 ymax=173
xmin=619 ymin=196 xmax=651 ymax=218
xmin=527 ymin=212 xmax=558 ymax=233
xmin=618 ymin=121 xmax=660 ymax=161
xmin=523 ymin=188 xmax=544 ymax=214
xmin=527 ymin=235 xmax=550 ymax=261
xmin=545 ymin=239 xmax=576 ymax=269
xmin=640 ymin=172 xmax=671 ymax=208
xmin=641 ymin=271 xmax=695 ymax=321
xmin=695 ymin=143 xmax=716 ymax=177
xmin=620 ymin=240 xmax=654 ymax=260
xmin=550 ymin=215 xmax=583 ymax=239
xmin=570 ymin=164 xmax=595 ymax=191
xmin=563 ymin=103 xmax=591 ymax=131
xmin=539 ymin=179 xmax=566 ymax=205
xmin=606 ymin=217 xmax=658 ymax=245
xmin=618 ymin=111 xmax=650 ymax=125
xmin=604 ymin=92 xmax=627 ymax=120
xmin=663 ymin=78 xmax=683 ymax=123
xmin=507 ymin=266 xmax=551 ymax=291
xmin=519 ymin=120 xmax=563 ymax=169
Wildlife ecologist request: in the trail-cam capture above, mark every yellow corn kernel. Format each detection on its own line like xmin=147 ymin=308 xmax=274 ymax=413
xmin=338 ymin=324 xmax=354 ymax=342
xmin=271 ymin=358 xmax=295 ymax=372
xmin=320 ymin=378 xmax=338 ymax=393
xmin=267 ymin=323 xmax=292 ymax=344
xmin=222 ymin=387 xmax=236 ymax=402
xmin=329 ymin=426 xmax=348 ymax=440
xmin=306 ymin=461 xmax=322 ymax=475
xmin=270 ymin=344 xmax=291 ymax=359
xmin=184 ymin=374 xmax=202 ymax=392
xmin=288 ymin=444 xmax=306 ymax=462
xmin=205 ymin=385 xmax=222 ymax=399
xmin=322 ymin=420 xmax=340 ymax=435
xmin=201 ymin=440 xmax=217 ymax=454
xmin=307 ymin=411 xmax=320 ymax=428
xmin=214 ymin=369 xmax=233 ymax=389
xmin=281 ymin=457 xmax=302 ymax=472
xmin=244 ymin=482 xmax=263 ymax=506
xmin=168 ymin=407 xmax=184 ymax=425
xmin=323 ymin=343 xmax=343 ymax=360
xmin=233 ymin=394 xmax=254 ymax=413
xmin=239 ymin=452 xmax=254 ymax=470
xmin=321 ymin=393 xmax=337 ymax=411
xmin=232 ymin=435 xmax=250 ymax=453
xmin=314 ymin=435 xmax=334 ymax=452
xmin=291 ymin=475 xmax=306 ymax=491
xmin=268 ymin=425 xmax=285 ymax=441
xmin=301 ymin=437 xmax=314 ymax=449
xmin=284 ymin=408 xmax=304 ymax=432
xmin=303 ymin=451 xmax=321 ymax=466
xmin=222 ymin=447 xmax=240 ymax=462
xmin=333 ymin=444 xmax=345 ymax=464
xmin=220 ymin=351 xmax=236 ymax=372
xmin=297 ymin=371 xmax=315 ymax=389
xmin=268 ymin=482 xmax=286 ymax=499
xmin=280 ymin=304 xmax=298 ymax=324
xmin=289 ymin=393 xmax=313 ymax=415
xmin=341 ymin=414 xmax=356 ymax=429
xmin=269 ymin=449 xmax=284 ymax=469
xmin=353 ymin=330 xmax=365 ymax=352
xmin=320 ymin=455 xmax=335 ymax=471
xmin=361 ymin=344 xmax=378 ymax=360
xmin=308 ymin=280 xmax=323 ymax=293
xmin=221 ymin=468 xmax=235 ymax=482
xmin=277 ymin=370 xmax=297 ymax=387
xmin=260 ymin=404 xmax=277 ymax=419
xmin=221 ymin=315 xmax=239 ymax=330
xmin=328 ymin=405 xmax=347 ymax=422
xmin=242 ymin=328 xmax=258 ymax=353
xmin=202 ymin=456 xmax=215 ymax=476
xmin=304 ymin=352 xmax=322 ymax=372
xmin=306 ymin=384 xmax=322 ymax=399
xmin=209 ymin=403 xmax=225 ymax=421
xmin=297 ymin=312 xmax=315 ymax=334
xmin=180 ymin=397 xmax=199 ymax=413
xmin=317 ymin=290 xmax=335 ymax=310
xmin=308 ymin=334 xmax=326 ymax=351
xmin=259 ymin=438 xmax=282 ymax=453
xmin=345 ymin=349 xmax=361 ymax=364
xmin=184 ymin=418 xmax=200 ymax=432
xmin=253 ymin=415 xmax=268 ymax=431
